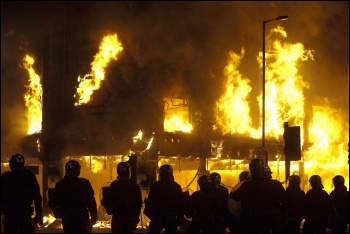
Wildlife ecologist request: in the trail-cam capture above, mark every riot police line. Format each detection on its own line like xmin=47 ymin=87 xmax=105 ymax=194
xmin=2 ymin=153 xmax=349 ymax=233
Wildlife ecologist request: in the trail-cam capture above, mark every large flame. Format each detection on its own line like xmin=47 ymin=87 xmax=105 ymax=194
xmin=215 ymin=26 xmax=313 ymax=142
xmin=74 ymin=34 xmax=123 ymax=106
xmin=307 ymin=99 xmax=348 ymax=165
xmin=210 ymin=25 xmax=348 ymax=191
xmin=214 ymin=48 xmax=258 ymax=138
xmin=259 ymin=26 xmax=312 ymax=142
xmin=22 ymin=54 xmax=43 ymax=134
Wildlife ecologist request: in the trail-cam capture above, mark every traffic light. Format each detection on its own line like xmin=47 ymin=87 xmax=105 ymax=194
xmin=283 ymin=122 xmax=301 ymax=161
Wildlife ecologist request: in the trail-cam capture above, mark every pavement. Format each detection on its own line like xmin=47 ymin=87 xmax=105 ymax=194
xmin=35 ymin=218 xmax=191 ymax=233
xmin=32 ymin=219 xmax=349 ymax=233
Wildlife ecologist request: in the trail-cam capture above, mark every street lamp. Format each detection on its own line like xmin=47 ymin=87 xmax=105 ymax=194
xmin=262 ymin=15 xmax=288 ymax=160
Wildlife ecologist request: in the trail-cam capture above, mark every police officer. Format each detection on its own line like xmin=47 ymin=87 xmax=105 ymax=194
xmin=1 ymin=154 xmax=43 ymax=233
xmin=303 ymin=175 xmax=333 ymax=233
xmin=264 ymin=164 xmax=287 ymax=233
xmin=230 ymin=158 xmax=286 ymax=233
xmin=109 ymin=162 xmax=142 ymax=233
xmin=285 ymin=174 xmax=306 ymax=233
xmin=185 ymin=175 xmax=215 ymax=233
xmin=329 ymin=175 xmax=349 ymax=233
xmin=145 ymin=164 xmax=184 ymax=233
xmin=209 ymin=172 xmax=230 ymax=233
xmin=54 ymin=160 xmax=98 ymax=233
xmin=228 ymin=171 xmax=251 ymax=233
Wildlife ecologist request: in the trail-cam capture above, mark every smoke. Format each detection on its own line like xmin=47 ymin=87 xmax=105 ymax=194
xmin=1 ymin=1 xmax=348 ymax=157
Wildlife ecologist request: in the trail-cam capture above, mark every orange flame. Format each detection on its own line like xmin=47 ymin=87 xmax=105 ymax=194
xmin=212 ymin=25 xmax=348 ymax=191
xmin=215 ymin=26 xmax=314 ymax=142
xmin=214 ymin=48 xmax=257 ymax=138
xmin=74 ymin=34 xmax=123 ymax=105
xmin=307 ymin=99 xmax=348 ymax=165
xmin=22 ymin=54 xmax=43 ymax=134
xmin=164 ymin=98 xmax=193 ymax=133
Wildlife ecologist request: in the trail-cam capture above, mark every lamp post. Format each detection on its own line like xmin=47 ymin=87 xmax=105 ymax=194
xmin=262 ymin=15 xmax=288 ymax=161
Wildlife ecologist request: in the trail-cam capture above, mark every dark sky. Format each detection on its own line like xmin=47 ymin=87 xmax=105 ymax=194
xmin=1 ymin=1 xmax=349 ymax=157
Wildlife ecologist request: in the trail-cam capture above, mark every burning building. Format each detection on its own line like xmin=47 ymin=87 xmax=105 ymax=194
xmin=1 ymin=1 xmax=348 ymax=230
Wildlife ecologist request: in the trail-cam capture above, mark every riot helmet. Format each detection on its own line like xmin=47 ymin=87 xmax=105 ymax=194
xmin=309 ymin=174 xmax=323 ymax=189
xmin=210 ymin=172 xmax=221 ymax=189
xmin=239 ymin=171 xmax=251 ymax=182
xmin=198 ymin=175 xmax=212 ymax=191
xmin=288 ymin=174 xmax=301 ymax=189
xmin=249 ymin=158 xmax=265 ymax=180
xmin=9 ymin=153 xmax=25 ymax=171
xmin=332 ymin=175 xmax=345 ymax=188
xmin=65 ymin=160 xmax=81 ymax=177
xmin=117 ymin=162 xmax=131 ymax=179
xmin=159 ymin=164 xmax=173 ymax=176
xmin=264 ymin=165 xmax=272 ymax=179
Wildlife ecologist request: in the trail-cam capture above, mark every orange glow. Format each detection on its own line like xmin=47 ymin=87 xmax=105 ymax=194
xmin=22 ymin=54 xmax=43 ymax=134
xmin=215 ymin=26 xmax=313 ymax=142
xmin=306 ymin=100 xmax=348 ymax=166
xmin=164 ymin=98 xmax=193 ymax=133
xmin=214 ymin=48 xmax=257 ymax=138
xmin=74 ymin=34 xmax=123 ymax=106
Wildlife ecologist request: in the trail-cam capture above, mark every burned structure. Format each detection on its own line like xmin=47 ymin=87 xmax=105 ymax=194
xmin=19 ymin=26 xmax=294 ymax=215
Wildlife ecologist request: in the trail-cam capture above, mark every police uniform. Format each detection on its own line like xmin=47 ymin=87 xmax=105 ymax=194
xmin=230 ymin=159 xmax=286 ymax=233
xmin=109 ymin=162 xmax=142 ymax=233
xmin=185 ymin=175 xmax=216 ymax=233
xmin=54 ymin=160 xmax=98 ymax=233
xmin=285 ymin=175 xmax=306 ymax=233
xmin=303 ymin=175 xmax=333 ymax=233
xmin=1 ymin=154 xmax=43 ymax=233
xmin=146 ymin=164 xmax=184 ymax=233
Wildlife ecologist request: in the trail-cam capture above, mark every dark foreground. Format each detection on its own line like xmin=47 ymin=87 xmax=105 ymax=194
xmin=34 ymin=219 xmax=348 ymax=234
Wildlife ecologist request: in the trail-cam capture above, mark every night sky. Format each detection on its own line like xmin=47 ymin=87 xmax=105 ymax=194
xmin=1 ymin=1 xmax=349 ymax=158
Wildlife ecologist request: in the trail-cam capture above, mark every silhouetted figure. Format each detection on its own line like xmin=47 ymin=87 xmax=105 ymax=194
xmin=209 ymin=172 xmax=230 ymax=233
xmin=54 ymin=160 xmax=98 ymax=233
xmin=230 ymin=158 xmax=286 ymax=233
xmin=145 ymin=164 xmax=184 ymax=233
xmin=185 ymin=175 xmax=215 ymax=233
xmin=264 ymin=164 xmax=287 ymax=233
xmin=285 ymin=174 xmax=306 ymax=233
xmin=303 ymin=175 xmax=333 ymax=233
xmin=329 ymin=175 xmax=349 ymax=233
xmin=228 ymin=171 xmax=251 ymax=233
xmin=109 ymin=162 xmax=142 ymax=233
xmin=1 ymin=154 xmax=43 ymax=233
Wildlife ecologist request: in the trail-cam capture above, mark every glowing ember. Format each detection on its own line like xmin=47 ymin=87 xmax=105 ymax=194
xmin=74 ymin=34 xmax=123 ymax=106
xmin=133 ymin=130 xmax=143 ymax=144
xmin=22 ymin=54 xmax=43 ymax=134
xmin=42 ymin=214 xmax=56 ymax=228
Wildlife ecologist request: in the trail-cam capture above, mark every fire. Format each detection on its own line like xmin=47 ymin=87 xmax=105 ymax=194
xmin=164 ymin=98 xmax=193 ymax=133
xmin=133 ymin=130 xmax=143 ymax=144
xmin=132 ymin=130 xmax=155 ymax=153
xmin=307 ymin=100 xmax=348 ymax=164
xmin=261 ymin=27 xmax=312 ymax=141
xmin=74 ymin=34 xmax=123 ymax=106
xmin=214 ymin=48 xmax=257 ymax=138
xmin=215 ymin=26 xmax=313 ymax=142
xmin=42 ymin=214 xmax=56 ymax=228
xmin=210 ymin=25 xmax=348 ymax=191
xmin=81 ymin=156 xmax=105 ymax=174
xmin=22 ymin=54 xmax=43 ymax=134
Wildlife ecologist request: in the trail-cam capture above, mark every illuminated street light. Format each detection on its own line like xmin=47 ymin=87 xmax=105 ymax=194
xmin=262 ymin=15 xmax=288 ymax=162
